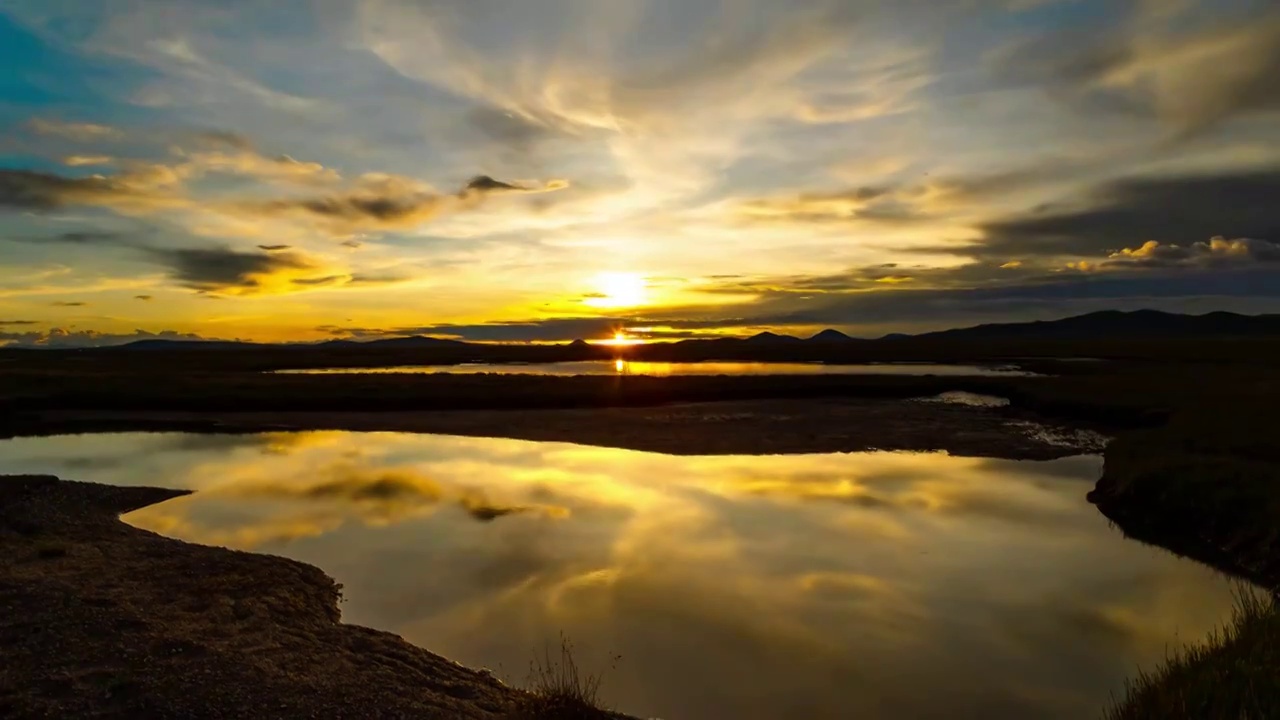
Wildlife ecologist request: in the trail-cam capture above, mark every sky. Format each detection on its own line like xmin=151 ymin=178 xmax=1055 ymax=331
xmin=1 ymin=0 xmax=1278 ymax=346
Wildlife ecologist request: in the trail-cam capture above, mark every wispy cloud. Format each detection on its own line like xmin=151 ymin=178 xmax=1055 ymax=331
xmin=27 ymin=118 xmax=124 ymax=142
xmin=1 ymin=0 xmax=1278 ymax=337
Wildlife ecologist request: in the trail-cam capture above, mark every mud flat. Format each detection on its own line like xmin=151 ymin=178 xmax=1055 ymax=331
xmin=0 ymin=475 xmax=630 ymax=720
xmin=4 ymin=397 xmax=1104 ymax=460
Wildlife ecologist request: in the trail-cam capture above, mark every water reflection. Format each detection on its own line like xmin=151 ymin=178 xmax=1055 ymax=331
xmin=275 ymin=360 xmax=1036 ymax=377
xmin=0 ymin=433 xmax=1232 ymax=720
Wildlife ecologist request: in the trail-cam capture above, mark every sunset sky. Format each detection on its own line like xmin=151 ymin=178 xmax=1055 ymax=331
xmin=2 ymin=0 xmax=1278 ymax=346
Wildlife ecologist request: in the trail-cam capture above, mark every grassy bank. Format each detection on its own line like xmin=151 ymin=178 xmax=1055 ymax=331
xmin=1104 ymin=589 xmax=1280 ymax=720
xmin=1088 ymin=384 xmax=1280 ymax=716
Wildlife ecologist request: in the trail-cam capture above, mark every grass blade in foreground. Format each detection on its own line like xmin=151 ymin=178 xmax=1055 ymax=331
xmin=1105 ymin=586 xmax=1280 ymax=719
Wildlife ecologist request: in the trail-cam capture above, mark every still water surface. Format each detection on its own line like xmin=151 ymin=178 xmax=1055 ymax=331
xmin=0 ymin=432 xmax=1233 ymax=720
xmin=276 ymin=360 xmax=1035 ymax=377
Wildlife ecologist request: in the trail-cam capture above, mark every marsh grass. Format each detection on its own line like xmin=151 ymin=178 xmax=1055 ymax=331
xmin=505 ymin=634 xmax=619 ymax=720
xmin=1105 ymin=585 xmax=1280 ymax=720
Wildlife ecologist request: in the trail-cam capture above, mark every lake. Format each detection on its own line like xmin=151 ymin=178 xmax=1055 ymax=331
xmin=276 ymin=360 xmax=1036 ymax=377
xmin=0 ymin=432 xmax=1234 ymax=720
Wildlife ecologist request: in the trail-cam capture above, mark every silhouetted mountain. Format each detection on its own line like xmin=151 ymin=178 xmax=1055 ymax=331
xmin=907 ymin=310 xmax=1280 ymax=341
xmin=82 ymin=309 xmax=1280 ymax=354
xmin=119 ymin=335 xmax=467 ymax=351
xmin=119 ymin=340 xmax=262 ymax=350
xmin=746 ymin=331 xmax=803 ymax=344
xmin=356 ymin=336 xmax=467 ymax=349
xmin=809 ymin=329 xmax=854 ymax=342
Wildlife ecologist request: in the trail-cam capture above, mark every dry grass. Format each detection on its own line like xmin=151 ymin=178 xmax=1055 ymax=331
xmin=505 ymin=635 xmax=618 ymax=720
xmin=1104 ymin=585 xmax=1280 ymax=720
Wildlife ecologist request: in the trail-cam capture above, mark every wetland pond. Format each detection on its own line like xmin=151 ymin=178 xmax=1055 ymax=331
xmin=0 ymin=432 xmax=1234 ymax=720
xmin=274 ymin=360 xmax=1036 ymax=377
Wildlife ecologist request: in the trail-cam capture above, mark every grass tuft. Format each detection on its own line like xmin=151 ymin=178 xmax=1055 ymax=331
xmin=505 ymin=634 xmax=617 ymax=720
xmin=1104 ymin=584 xmax=1280 ymax=720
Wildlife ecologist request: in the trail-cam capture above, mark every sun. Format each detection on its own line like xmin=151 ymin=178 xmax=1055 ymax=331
xmin=584 ymin=272 xmax=648 ymax=308
xmin=598 ymin=330 xmax=642 ymax=347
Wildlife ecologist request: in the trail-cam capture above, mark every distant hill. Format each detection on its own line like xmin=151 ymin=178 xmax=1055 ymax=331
xmin=746 ymin=331 xmax=803 ymax=344
xmin=355 ymin=336 xmax=468 ymax=349
xmin=905 ymin=310 xmax=1280 ymax=341
xmin=118 ymin=335 xmax=467 ymax=351
xmin=117 ymin=340 xmax=263 ymax=351
xmin=93 ymin=310 xmax=1280 ymax=353
xmin=809 ymin=329 xmax=855 ymax=342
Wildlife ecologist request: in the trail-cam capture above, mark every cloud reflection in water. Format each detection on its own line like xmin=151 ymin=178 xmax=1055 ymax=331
xmin=0 ymin=432 xmax=1235 ymax=720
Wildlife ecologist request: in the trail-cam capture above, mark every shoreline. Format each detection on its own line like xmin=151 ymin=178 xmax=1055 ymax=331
xmin=0 ymin=397 xmax=1106 ymax=460
xmin=5 ymin=368 xmax=1277 ymax=717
xmin=0 ymin=474 xmax=631 ymax=719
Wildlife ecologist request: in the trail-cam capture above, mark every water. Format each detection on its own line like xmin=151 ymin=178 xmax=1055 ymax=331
xmin=275 ymin=360 xmax=1035 ymax=377
xmin=0 ymin=433 xmax=1234 ymax=720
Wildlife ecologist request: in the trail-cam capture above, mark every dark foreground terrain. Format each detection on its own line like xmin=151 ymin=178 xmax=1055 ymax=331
xmin=2 ymin=329 xmax=1279 ymax=718
xmin=0 ymin=475 xmax=629 ymax=720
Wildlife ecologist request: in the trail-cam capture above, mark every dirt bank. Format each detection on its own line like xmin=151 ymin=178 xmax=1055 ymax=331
xmin=4 ymin=398 xmax=1104 ymax=460
xmin=0 ymin=475 xmax=629 ymax=720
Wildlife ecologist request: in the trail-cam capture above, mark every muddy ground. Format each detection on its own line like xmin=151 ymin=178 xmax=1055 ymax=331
xmin=5 ymin=397 xmax=1104 ymax=460
xmin=0 ymin=475 xmax=631 ymax=720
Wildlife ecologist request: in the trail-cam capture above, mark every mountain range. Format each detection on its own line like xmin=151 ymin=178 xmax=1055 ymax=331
xmin=107 ymin=310 xmax=1280 ymax=351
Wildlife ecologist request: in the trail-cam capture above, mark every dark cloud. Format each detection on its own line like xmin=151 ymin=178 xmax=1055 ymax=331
xmin=319 ymin=316 xmax=756 ymax=343
xmin=254 ymin=174 xmax=562 ymax=232
xmin=977 ymin=168 xmax=1280 ymax=258
xmin=0 ymin=328 xmax=208 ymax=349
xmin=257 ymin=244 xmax=291 ymax=251
xmin=0 ymin=169 xmax=108 ymax=210
xmin=464 ymin=175 xmax=523 ymax=192
xmin=144 ymin=246 xmax=323 ymax=294
xmin=347 ymin=273 xmax=413 ymax=286
xmin=460 ymin=493 xmax=530 ymax=522
xmin=3 ymin=229 xmax=139 ymax=247
xmin=709 ymin=268 xmax=1280 ymax=331
xmin=289 ymin=275 xmax=347 ymax=287
xmin=1 ymin=164 xmax=564 ymax=241
xmin=52 ymin=231 xmax=129 ymax=244
xmin=291 ymin=195 xmax=435 ymax=223
xmin=229 ymin=467 xmax=535 ymax=525
xmin=50 ymin=301 xmax=87 ymax=307
xmin=0 ymin=320 xmax=39 ymax=325
xmin=993 ymin=10 xmax=1280 ymax=136
xmin=134 ymin=295 xmax=153 ymax=301
xmin=360 ymin=318 xmax=635 ymax=343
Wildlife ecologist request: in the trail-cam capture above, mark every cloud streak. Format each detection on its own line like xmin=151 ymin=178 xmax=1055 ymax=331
xmin=1 ymin=0 xmax=1278 ymax=339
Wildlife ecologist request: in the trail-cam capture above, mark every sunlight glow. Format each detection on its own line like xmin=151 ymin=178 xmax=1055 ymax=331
xmin=584 ymin=272 xmax=648 ymax=308
xmin=596 ymin=330 xmax=644 ymax=347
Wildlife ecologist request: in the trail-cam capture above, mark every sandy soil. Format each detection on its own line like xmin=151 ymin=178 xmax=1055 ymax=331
xmin=0 ymin=475 xmax=629 ymax=720
xmin=9 ymin=398 xmax=1103 ymax=460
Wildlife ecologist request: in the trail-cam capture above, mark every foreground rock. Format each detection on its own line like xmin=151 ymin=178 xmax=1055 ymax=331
xmin=0 ymin=475 xmax=621 ymax=719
